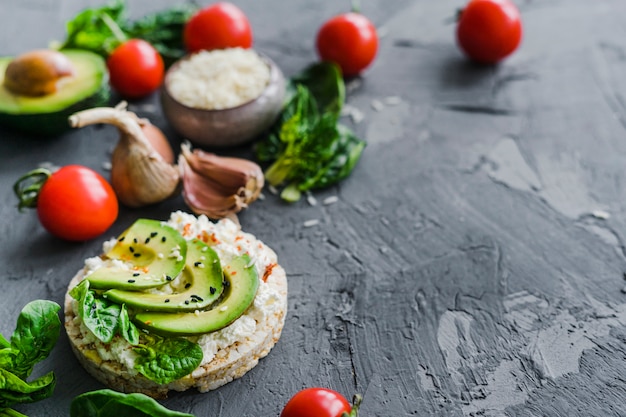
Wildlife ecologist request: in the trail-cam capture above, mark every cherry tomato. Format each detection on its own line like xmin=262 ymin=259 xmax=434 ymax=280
xmin=315 ymin=12 xmax=378 ymax=77
xmin=281 ymin=388 xmax=353 ymax=417
xmin=15 ymin=165 xmax=119 ymax=241
xmin=184 ymin=2 xmax=253 ymax=53
xmin=456 ymin=0 xmax=522 ymax=64
xmin=107 ymin=39 xmax=164 ymax=99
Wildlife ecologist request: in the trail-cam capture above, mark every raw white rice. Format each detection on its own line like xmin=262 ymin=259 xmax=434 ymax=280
xmin=168 ymin=48 xmax=271 ymax=110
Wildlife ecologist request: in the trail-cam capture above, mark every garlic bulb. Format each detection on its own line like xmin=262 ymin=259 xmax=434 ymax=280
xmin=179 ymin=142 xmax=264 ymax=220
xmin=68 ymin=103 xmax=179 ymax=207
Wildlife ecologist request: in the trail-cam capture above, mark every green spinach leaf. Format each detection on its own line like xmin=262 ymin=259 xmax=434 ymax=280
xmin=0 ymin=300 xmax=60 ymax=415
xmin=0 ymin=369 xmax=55 ymax=408
xmin=10 ymin=300 xmax=61 ymax=379
xmin=57 ymin=0 xmax=196 ymax=64
xmin=122 ymin=6 xmax=196 ymax=66
xmin=58 ymin=0 xmax=127 ymax=57
xmin=72 ymin=280 xmax=120 ymax=343
xmin=257 ymin=62 xmax=366 ymax=202
xmin=134 ymin=337 xmax=203 ymax=385
xmin=70 ymin=389 xmax=194 ymax=417
xmin=118 ymin=304 xmax=140 ymax=346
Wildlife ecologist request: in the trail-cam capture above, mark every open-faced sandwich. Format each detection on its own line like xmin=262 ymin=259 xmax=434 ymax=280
xmin=64 ymin=211 xmax=287 ymax=399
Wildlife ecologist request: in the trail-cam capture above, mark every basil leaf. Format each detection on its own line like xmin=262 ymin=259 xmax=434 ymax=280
xmin=70 ymin=389 xmax=195 ymax=417
xmin=9 ymin=300 xmax=61 ymax=380
xmin=134 ymin=338 xmax=202 ymax=384
xmin=119 ymin=304 xmax=140 ymax=346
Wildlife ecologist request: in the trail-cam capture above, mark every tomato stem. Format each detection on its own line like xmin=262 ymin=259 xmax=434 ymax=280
xmin=341 ymin=394 xmax=362 ymax=417
xmin=13 ymin=168 xmax=52 ymax=211
xmin=351 ymin=0 xmax=361 ymax=13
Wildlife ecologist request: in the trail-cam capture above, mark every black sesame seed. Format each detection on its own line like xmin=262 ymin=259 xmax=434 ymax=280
xmin=119 ymin=236 xmax=125 ymax=242
xmin=133 ymin=272 xmax=140 ymax=277
xmin=134 ymin=253 xmax=141 ymax=258
xmin=145 ymin=237 xmax=151 ymax=244
xmin=166 ymin=275 xmax=173 ymax=281
xmin=161 ymin=236 xmax=166 ymax=242
xmin=129 ymin=246 xmax=135 ymax=253
xmin=164 ymin=299 xmax=170 ymax=303
xmin=194 ymin=261 xmax=202 ymax=267
xmin=184 ymin=300 xmax=190 ymax=305
xmin=192 ymin=295 xmax=204 ymax=302
xmin=185 ymin=283 xmax=191 ymax=289
xmin=151 ymin=232 xmax=158 ymax=238
xmin=133 ymin=238 xmax=138 ymax=244
xmin=128 ymin=279 xmax=136 ymax=283
xmin=210 ymin=287 xmax=216 ymax=294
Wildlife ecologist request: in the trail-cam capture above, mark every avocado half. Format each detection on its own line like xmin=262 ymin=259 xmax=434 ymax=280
xmin=0 ymin=49 xmax=110 ymax=136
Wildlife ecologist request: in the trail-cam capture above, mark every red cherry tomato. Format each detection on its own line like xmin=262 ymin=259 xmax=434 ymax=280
xmin=456 ymin=0 xmax=522 ymax=64
xmin=184 ymin=2 xmax=253 ymax=53
xmin=18 ymin=165 xmax=119 ymax=241
xmin=107 ymin=39 xmax=164 ymax=99
xmin=316 ymin=12 xmax=378 ymax=77
xmin=281 ymin=388 xmax=352 ymax=417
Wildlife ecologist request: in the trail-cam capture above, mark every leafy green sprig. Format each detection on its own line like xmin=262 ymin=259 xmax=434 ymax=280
xmin=57 ymin=0 xmax=196 ymax=65
xmin=0 ymin=300 xmax=61 ymax=417
xmin=256 ymin=62 xmax=366 ymax=202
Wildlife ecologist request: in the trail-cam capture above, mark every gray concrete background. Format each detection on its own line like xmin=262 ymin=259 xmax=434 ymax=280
xmin=1 ymin=0 xmax=626 ymax=416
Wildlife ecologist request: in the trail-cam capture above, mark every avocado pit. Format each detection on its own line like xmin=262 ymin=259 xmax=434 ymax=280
xmin=3 ymin=49 xmax=75 ymax=96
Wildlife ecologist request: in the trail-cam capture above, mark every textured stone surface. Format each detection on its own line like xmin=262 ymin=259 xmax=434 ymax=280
xmin=1 ymin=0 xmax=626 ymax=416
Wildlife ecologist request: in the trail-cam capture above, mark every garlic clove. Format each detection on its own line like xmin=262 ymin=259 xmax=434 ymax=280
xmin=179 ymin=142 xmax=264 ymax=219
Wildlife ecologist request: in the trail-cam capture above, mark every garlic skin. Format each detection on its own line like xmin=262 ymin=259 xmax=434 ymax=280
xmin=69 ymin=103 xmax=179 ymax=207
xmin=179 ymin=142 xmax=264 ymax=220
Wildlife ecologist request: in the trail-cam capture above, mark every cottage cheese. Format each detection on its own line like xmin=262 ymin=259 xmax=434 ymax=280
xmin=71 ymin=211 xmax=283 ymax=370
xmin=167 ymin=48 xmax=271 ymax=110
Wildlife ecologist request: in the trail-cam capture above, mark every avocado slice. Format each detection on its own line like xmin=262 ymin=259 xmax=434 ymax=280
xmin=86 ymin=219 xmax=187 ymax=291
xmin=104 ymin=238 xmax=224 ymax=312
xmin=134 ymin=254 xmax=260 ymax=336
xmin=0 ymin=49 xmax=110 ymax=135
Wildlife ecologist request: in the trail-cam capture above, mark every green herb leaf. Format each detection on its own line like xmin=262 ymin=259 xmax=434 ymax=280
xmin=9 ymin=300 xmax=61 ymax=380
xmin=290 ymin=61 xmax=345 ymax=114
xmin=256 ymin=62 xmax=366 ymax=202
xmin=70 ymin=389 xmax=195 ymax=417
xmin=134 ymin=337 xmax=202 ymax=384
xmin=0 ymin=369 xmax=55 ymax=409
xmin=72 ymin=280 xmax=121 ymax=343
xmin=57 ymin=0 xmax=196 ymax=65
xmin=122 ymin=5 xmax=196 ymax=66
xmin=118 ymin=304 xmax=140 ymax=346
xmin=58 ymin=0 xmax=127 ymax=56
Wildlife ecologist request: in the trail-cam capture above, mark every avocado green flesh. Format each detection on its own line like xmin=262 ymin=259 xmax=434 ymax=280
xmin=0 ymin=49 xmax=110 ymax=135
xmin=134 ymin=254 xmax=260 ymax=336
xmin=86 ymin=219 xmax=187 ymax=291
xmin=104 ymin=239 xmax=225 ymax=312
